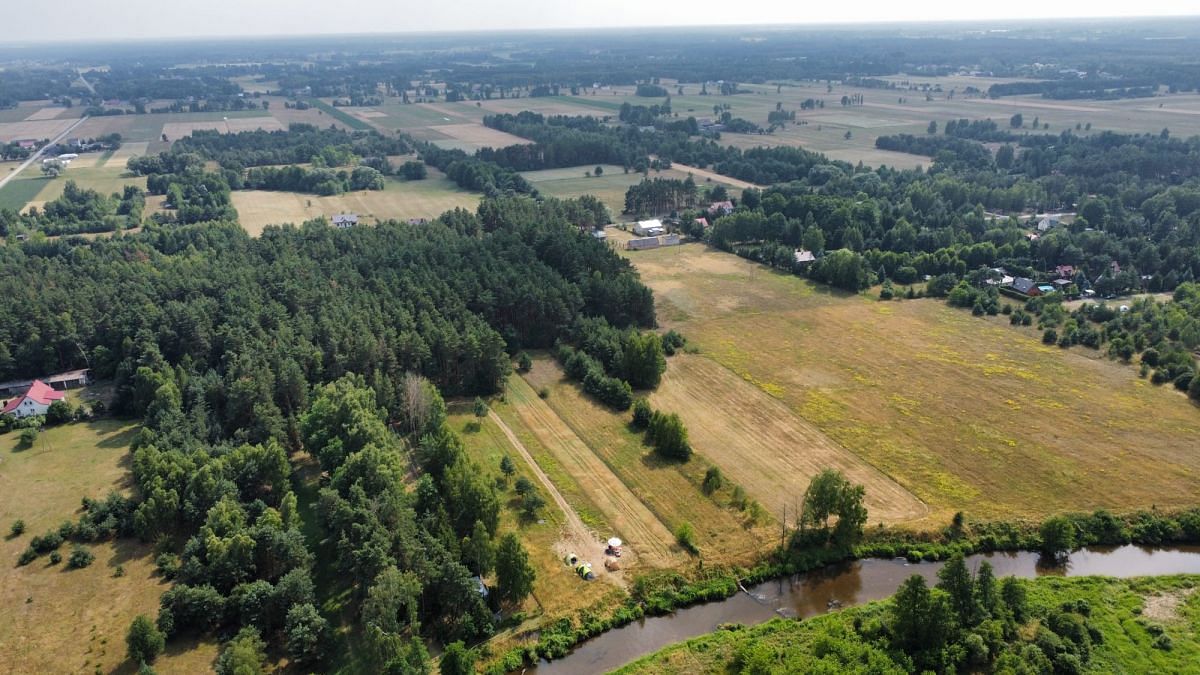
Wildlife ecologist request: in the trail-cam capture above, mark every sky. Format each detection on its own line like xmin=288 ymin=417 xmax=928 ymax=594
xmin=5 ymin=0 xmax=1197 ymax=41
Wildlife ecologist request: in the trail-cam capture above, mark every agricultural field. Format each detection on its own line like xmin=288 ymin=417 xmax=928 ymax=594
xmin=230 ymin=170 xmax=480 ymax=235
xmin=621 ymin=239 xmax=1200 ymax=525
xmin=522 ymin=164 xmax=739 ymax=217
xmin=0 ymin=420 xmax=219 ymax=673
xmin=352 ymin=78 xmax=1200 ymax=171
xmin=446 ymin=403 xmax=621 ymax=619
xmin=521 ymin=357 xmax=774 ymax=567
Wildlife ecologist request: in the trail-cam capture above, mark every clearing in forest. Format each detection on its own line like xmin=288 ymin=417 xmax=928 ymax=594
xmin=521 ymin=359 xmax=773 ymax=566
xmin=0 ymin=420 xmax=219 ymax=673
xmin=503 ymin=372 xmax=683 ymax=568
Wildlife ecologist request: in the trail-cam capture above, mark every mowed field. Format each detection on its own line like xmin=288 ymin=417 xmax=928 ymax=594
xmin=520 ymin=357 xmax=774 ymax=566
xmin=0 ymin=420 xmax=219 ymax=673
xmin=622 ymin=240 xmax=1200 ymax=525
xmin=231 ymin=170 xmax=481 ymax=235
xmin=522 ymin=164 xmax=742 ymax=217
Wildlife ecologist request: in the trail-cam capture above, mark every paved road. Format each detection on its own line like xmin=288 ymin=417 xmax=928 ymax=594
xmin=0 ymin=115 xmax=90 ymax=193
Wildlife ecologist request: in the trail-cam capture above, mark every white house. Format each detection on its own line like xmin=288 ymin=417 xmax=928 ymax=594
xmin=1 ymin=380 xmax=66 ymax=419
xmin=633 ymin=219 xmax=665 ymax=237
xmin=332 ymin=213 xmax=358 ymax=229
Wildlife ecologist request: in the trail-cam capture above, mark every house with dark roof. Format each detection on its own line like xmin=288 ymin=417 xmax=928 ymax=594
xmin=1011 ymin=277 xmax=1040 ymax=296
xmin=708 ymin=200 xmax=734 ymax=217
xmin=1 ymin=380 xmax=66 ymax=419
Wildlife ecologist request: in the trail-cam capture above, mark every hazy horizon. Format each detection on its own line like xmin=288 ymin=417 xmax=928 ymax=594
xmin=2 ymin=0 xmax=1197 ymax=44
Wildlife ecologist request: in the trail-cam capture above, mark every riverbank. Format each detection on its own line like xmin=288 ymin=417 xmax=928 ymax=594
xmin=615 ymin=573 xmax=1200 ymax=673
xmin=483 ymin=507 xmax=1200 ymax=674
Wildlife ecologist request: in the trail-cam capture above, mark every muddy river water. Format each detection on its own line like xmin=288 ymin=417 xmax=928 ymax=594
xmin=529 ymin=545 xmax=1200 ymax=674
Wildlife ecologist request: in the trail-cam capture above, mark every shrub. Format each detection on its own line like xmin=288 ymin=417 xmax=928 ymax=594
xmin=30 ymin=530 xmax=64 ymax=553
xmin=514 ymin=476 xmax=534 ymax=496
xmin=18 ymin=428 xmax=37 ymax=448
xmin=517 ymin=352 xmax=533 ymax=372
xmin=521 ymin=491 xmax=546 ymax=518
xmin=9 ymin=520 xmax=25 ymax=537
xmin=127 ymin=614 xmax=166 ymax=665
xmin=538 ymin=387 xmax=550 ymax=399
xmin=68 ymin=545 xmax=96 ymax=569
xmin=675 ymin=522 xmax=699 ymax=555
xmin=17 ymin=548 xmax=37 ymax=566
xmin=46 ymin=400 xmax=74 ymax=425
xmin=631 ymin=398 xmax=653 ymax=429
xmin=702 ymin=467 xmax=724 ymax=495
xmin=646 ymin=411 xmax=691 ymax=461
xmin=49 ymin=551 xmax=63 ymax=564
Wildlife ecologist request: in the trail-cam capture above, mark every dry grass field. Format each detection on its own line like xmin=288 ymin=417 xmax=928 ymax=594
xmin=522 ymin=358 xmax=774 ymax=566
xmin=447 ymin=404 xmax=621 ymax=609
xmin=23 ymin=107 xmax=72 ymax=121
xmin=161 ymin=116 xmax=284 ymax=140
xmin=231 ymin=171 xmax=480 ymax=235
xmin=522 ymin=164 xmax=742 ymax=217
xmin=623 ymin=241 xmax=1200 ymax=525
xmin=650 ymin=354 xmax=928 ymax=526
xmin=0 ymin=420 xmax=219 ymax=674
xmin=502 ymin=372 xmax=681 ymax=567
xmin=20 ymin=164 xmax=149 ymax=214
xmin=0 ymin=118 xmax=78 ymax=143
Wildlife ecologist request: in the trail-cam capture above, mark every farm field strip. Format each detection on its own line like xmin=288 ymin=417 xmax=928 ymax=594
xmin=522 ymin=359 xmax=772 ymax=564
xmin=504 ymin=372 xmax=682 ymax=567
xmin=650 ymin=354 xmax=928 ymax=525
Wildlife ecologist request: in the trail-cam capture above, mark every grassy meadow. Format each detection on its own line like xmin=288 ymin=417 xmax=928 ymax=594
xmin=622 ymin=240 xmax=1200 ymax=525
xmin=0 ymin=420 xmax=219 ymax=674
xmin=521 ymin=357 xmax=774 ymax=568
xmin=231 ymin=171 xmax=481 ymax=235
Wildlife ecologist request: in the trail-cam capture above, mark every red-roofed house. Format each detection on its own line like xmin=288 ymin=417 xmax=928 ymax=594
xmin=1 ymin=380 xmax=66 ymax=419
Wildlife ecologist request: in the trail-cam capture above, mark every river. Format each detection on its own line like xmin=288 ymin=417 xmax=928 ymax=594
xmin=528 ymin=545 xmax=1200 ymax=674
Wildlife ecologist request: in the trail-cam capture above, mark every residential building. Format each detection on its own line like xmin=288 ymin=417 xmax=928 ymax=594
xmin=633 ymin=219 xmax=665 ymax=237
xmin=332 ymin=213 xmax=358 ymax=228
xmin=1 ymin=380 xmax=66 ymax=419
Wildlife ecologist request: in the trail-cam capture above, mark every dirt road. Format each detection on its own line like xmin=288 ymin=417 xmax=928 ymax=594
xmin=489 ymin=410 xmax=624 ymax=582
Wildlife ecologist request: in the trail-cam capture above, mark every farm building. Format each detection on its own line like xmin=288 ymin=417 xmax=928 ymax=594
xmin=694 ymin=217 xmax=709 ymax=230
xmin=633 ymin=219 xmax=665 ymax=237
xmin=661 ymin=234 xmax=681 ymax=246
xmin=794 ymin=249 xmax=817 ymax=266
xmin=0 ymin=368 xmax=90 ymax=397
xmin=627 ymin=237 xmax=661 ymax=251
xmin=590 ymin=229 xmax=607 ymax=241
xmin=1 ymin=380 xmax=66 ymax=419
xmin=332 ymin=213 xmax=358 ymax=229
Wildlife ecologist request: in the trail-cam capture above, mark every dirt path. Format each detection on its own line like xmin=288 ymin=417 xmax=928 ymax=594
xmin=651 ymin=157 xmax=763 ymax=190
xmin=488 ymin=409 xmax=622 ymax=582
xmin=505 ymin=376 xmax=680 ymax=567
